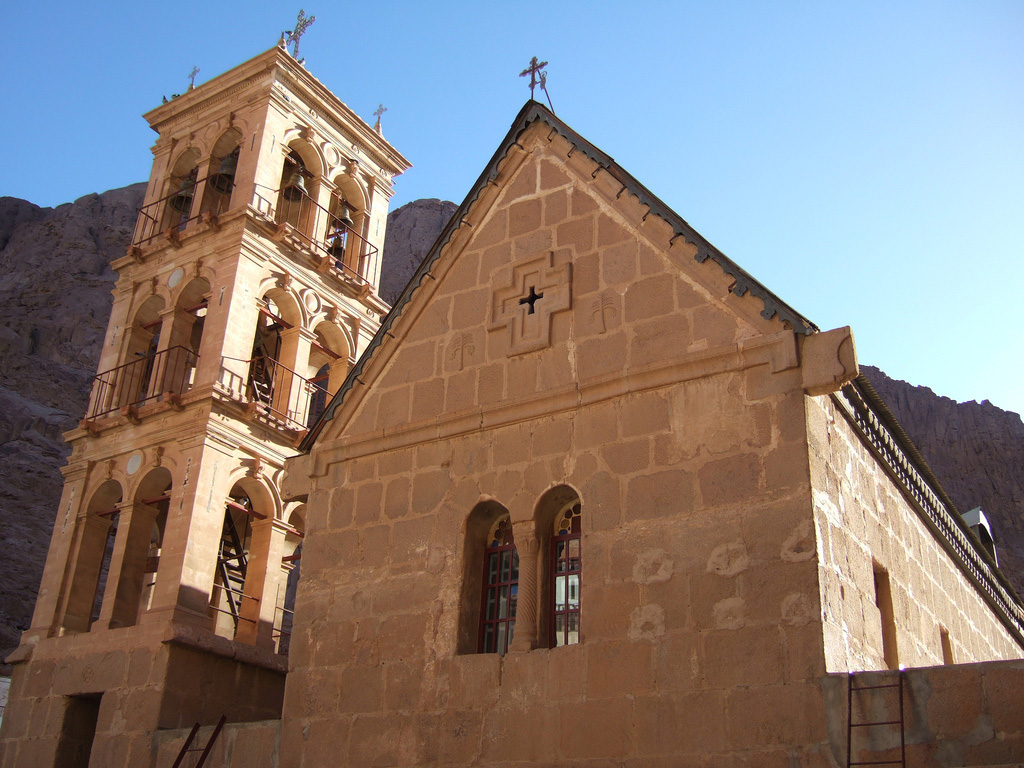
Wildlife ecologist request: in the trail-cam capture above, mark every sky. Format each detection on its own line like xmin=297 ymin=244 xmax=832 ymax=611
xmin=2 ymin=1 xmax=1022 ymax=417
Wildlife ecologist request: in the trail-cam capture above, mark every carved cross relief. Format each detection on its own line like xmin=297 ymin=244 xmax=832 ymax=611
xmin=489 ymin=251 xmax=572 ymax=355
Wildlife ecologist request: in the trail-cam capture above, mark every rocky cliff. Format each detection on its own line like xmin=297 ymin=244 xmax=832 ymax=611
xmin=0 ymin=185 xmax=146 ymax=657
xmin=0 ymin=188 xmax=1021 ymax=663
xmin=379 ymin=198 xmax=459 ymax=306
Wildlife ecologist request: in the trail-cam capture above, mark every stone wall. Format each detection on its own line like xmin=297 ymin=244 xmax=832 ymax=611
xmin=153 ymin=719 xmax=281 ymax=768
xmin=283 ymin=119 xmax=839 ymax=765
xmin=823 ymin=661 xmax=1024 ymax=767
xmin=807 ymin=394 xmax=1022 ymax=672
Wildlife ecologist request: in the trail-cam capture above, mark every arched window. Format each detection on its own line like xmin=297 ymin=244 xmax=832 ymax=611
xmin=326 ymin=186 xmax=366 ymax=279
xmin=479 ymin=516 xmax=518 ymax=655
xmin=115 ymin=295 xmax=165 ymax=410
xmin=276 ymin=508 xmax=305 ymax=655
xmin=210 ymin=487 xmax=256 ymax=639
xmin=61 ymin=480 xmax=122 ymax=633
xmin=248 ymin=294 xmax=289 ymax=415
xmin=165 ymin=277 xmax=209 ymax=394
xmin=162 ymin=148 xmax=201 ymax=231
xmin=277 ymin=149 xmax=318 ymax=236
xmin=202 ymin=129 xmax=242 ymax=217
xmin=104 ymin=468 xmax=172 ymax=629
xmin=551 ymin=501 xmax=581 ymax=647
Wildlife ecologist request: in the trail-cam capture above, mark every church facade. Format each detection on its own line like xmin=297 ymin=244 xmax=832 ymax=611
xmin=2 ymin=47 xmax=1023 ymax=768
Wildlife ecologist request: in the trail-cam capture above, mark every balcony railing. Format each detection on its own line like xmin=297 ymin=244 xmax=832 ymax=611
xmin=88 ymin=346 xmax=198 ymax=419
xmin=252 ymin=186 xmax=378 ymax=289
xmin=218 ymin=356 xmax=328 ymax=432
xmin=132 ymin=173 xmax=234 ymax=247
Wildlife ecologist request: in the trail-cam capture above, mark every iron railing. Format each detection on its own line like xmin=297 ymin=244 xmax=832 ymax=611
xmin=217 ymin=355 xmax=328 ymax=432
xmin=252 ymin=185 xmax=379 ymax=288
xmin=132 ymin=173 xmax=234 ymax=246
xmin=88 ymin=346 xmax=198 ymax=419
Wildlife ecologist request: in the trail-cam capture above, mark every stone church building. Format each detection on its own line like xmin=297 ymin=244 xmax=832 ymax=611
xmin=1 ymin=45 xmax=1022 ymax=767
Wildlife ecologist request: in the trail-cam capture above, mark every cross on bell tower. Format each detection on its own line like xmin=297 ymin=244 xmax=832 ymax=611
xmin=286 ymin=9 xmax=316 ymax=61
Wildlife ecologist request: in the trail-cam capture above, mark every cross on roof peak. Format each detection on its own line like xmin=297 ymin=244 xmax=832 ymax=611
xmin=285 ymin=9 xmax=316 ymax=61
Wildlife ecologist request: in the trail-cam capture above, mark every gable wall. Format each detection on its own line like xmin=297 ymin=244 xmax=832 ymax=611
xmin=808 ymin=394 xmax=1023 ymax=671
xmin=281 ymin=126 xmax=842 ymax=765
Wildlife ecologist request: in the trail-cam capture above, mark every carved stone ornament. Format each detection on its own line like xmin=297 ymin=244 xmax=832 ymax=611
xmin=489 ymin=251 xmax=572 ymax=355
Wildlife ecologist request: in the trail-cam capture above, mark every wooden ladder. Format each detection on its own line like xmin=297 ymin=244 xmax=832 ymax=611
xmin=171 ymin=715 xmax=227 ymax=768
xmin=847 ymin=670 xmax=906 ymax=768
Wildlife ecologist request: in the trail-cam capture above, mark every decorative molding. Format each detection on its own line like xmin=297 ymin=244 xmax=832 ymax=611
xmin=489 ymin=250 xmax=572 ymax=355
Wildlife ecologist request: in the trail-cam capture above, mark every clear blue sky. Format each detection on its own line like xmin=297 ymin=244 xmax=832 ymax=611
xmin=3 ymin=1 xmax=1022 ymax=417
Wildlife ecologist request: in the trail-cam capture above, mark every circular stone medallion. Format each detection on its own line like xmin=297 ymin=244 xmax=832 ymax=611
xmin=168 ymin=267 xmax=184 ymax=289
xmin=126 ymin=452 xmax=144 ymax=476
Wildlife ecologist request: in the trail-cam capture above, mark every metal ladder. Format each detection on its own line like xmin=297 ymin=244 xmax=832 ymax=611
xmin=847 ymin=670 xmax=906 ymax=767
xmin=171 ymin=715 xmax=227 ymax=768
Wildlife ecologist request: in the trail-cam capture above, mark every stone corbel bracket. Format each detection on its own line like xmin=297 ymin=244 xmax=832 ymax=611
xmin=800 ymin=326 xmax=858 ymax=396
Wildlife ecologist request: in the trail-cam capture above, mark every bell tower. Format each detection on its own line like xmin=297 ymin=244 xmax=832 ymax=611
xmin=1 ymin=43 xmax=409 ymax=767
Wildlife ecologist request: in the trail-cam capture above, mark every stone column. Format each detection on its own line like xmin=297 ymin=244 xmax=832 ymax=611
xmin=509 ymin=520 xmax=540 ymax=652
xmin=234 ymin=517 xmax=288 ymax=650
xmin=29 ymin=466 xmax=88 ymax=639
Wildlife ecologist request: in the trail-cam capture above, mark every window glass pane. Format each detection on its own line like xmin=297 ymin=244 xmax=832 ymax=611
xmin=510 ymin=584 xmax=518 ymax=617
xmin=500 ymin=550 xmax=511 ymax=582
xmin=497 ymin=622 xmax=506 ymax=653
xmin=485 ymin=589 xmax=497 ymax=621
xmin=568 ymin=574 xmax=580 ymax=608
xmin=483 ymin=623 xmax=495 ymax=653
xmin=487 ymin=552 xmax=499 ymax=583
xmin=498 ymin=585 xmax=509 ymax=619
xmin=555 ymin=541 xmax=567 ymax=572
xmin=555 ymin=614 xmax=567 ymax=647
xmin=511 ymin=551 xmax=519 ymax=581
xmin=555 ymin=575 xmax=566 ymax=611
xmin=507 ymin=619 xmax=515 ymax=646
xmin=567 ymin=612 xmax=580 ymax=645
xmin=568 ymin=538 xmax=580 ymax=567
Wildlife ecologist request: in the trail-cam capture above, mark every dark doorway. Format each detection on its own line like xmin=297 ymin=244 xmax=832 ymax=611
xmin=54 ymin=694 xmax=101 ymax=768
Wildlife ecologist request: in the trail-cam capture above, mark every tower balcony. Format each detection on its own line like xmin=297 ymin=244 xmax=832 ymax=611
xmin=86 ymin=345 xmax=198 ymax=421
xmin=130 ymin=172 xmax=234 ymax=249
xmin=216 ymin=355 xmax=328 ymax=434
xmin=251 ymin=185 xmax=379 ymax=292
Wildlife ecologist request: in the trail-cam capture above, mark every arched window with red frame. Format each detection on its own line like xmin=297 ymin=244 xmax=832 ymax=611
xmin=478 ymin=516 xmax=518 ymax=655
xmin=551 ymin=502 xmax=581 ymax=647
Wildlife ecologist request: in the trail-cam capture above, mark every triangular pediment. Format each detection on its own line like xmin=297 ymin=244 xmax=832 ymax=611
xmin=303 ymin=102 xmax=816 ymax=449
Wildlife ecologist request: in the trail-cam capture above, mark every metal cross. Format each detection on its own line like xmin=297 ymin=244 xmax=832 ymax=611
xmin=187 ymin=66 xmax=200 ymax=90
xmin=519 ymin=56 xmax=548 ymax=100
xmin=286 ymin=9 xmax=316 ymax=61
xmin=373 ymin=103 xmax=387 ymax=131
xmin=519 ymin=286 xmax=544 ymax=314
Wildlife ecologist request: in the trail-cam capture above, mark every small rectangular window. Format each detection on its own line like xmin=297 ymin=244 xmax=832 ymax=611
xmin=873 ymin=563 xmax=899 ymax=670
xmin=940 ymin=626 xmax=954 ymax=665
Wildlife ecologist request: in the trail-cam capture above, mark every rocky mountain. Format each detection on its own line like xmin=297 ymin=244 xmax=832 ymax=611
xmin=379 ymin=198 xmax=458 ymax=306
xmin=0 ymin=185 xmax=146 ymax=659
xmin=0 ymin=188 xmax=1021 ymax=665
